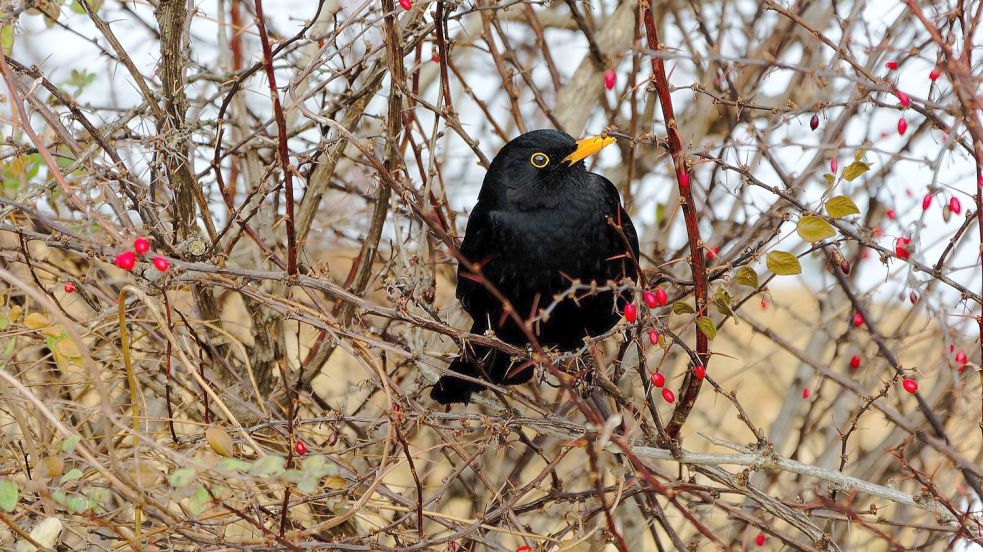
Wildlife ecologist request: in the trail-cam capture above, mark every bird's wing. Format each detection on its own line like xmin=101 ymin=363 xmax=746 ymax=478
xmin=594 ymin=173 xmax=640 ymax=273
xmin=455 ymin=203 xmax=493 ymax=318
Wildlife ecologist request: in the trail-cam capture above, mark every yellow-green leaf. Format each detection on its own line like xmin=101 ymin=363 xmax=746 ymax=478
xmin=672 ymin=301 xmax=695 ymax=315
xmin=823 ymin=173 xmax=835 ymax=187
xmin=696 ymin=317 xmax=717 ymax=340
xmin=714 ymin=289 xmax=735 ymax=318
xmin=0 ymin=25 xmax=13 ymax=57
xmin=0 ymin=480 xmax=18 ymax=512
xmin=734 ymin=267 xmax=759 ymax=288
xmin=766 ymin=251 xmax=802 ymax=275
xmin=24 ymin=312 xmax=50 ymax=329
xmin=842 ymin=161 xmax=871 ymax=182
xmin=796 ymin=216 xmax=835 ymax=242
xmin=205 ymin=426 xmax=235 ymax=457
xmin=854 ymin=149 xmax=866 ymax=162
xmin=825 ymin=196 xmax=860 ymax=219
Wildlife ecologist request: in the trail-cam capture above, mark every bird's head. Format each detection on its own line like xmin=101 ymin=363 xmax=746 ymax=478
xmin=480 ymin=129 xmax=615 ymax=210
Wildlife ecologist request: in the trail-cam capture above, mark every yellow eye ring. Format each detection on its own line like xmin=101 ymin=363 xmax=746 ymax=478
xmin=530 ymin=152 xmax=550 ymax=168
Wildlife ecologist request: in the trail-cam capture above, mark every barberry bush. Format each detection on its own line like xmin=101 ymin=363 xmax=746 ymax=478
xmin=0 ymin=0 xmax=979 ymax=550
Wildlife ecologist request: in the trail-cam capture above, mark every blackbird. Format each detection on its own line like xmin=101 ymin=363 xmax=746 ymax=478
xmin=431 ymin=129 xmax=639 ymax=404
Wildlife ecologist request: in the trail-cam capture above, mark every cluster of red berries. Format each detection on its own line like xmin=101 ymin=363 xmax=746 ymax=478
xmin=624 ymin=288 xmax=669 ymax=324
xmin=113 ymin=237 xmax=170 ymax=273
xmin=648 ymin=372 xmax=674 ymax=403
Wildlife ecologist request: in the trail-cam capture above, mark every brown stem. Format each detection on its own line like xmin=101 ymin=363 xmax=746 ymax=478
xmin=639 ymin=0 xmax=710 ymax=440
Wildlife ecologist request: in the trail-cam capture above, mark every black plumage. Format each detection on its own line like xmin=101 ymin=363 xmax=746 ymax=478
xmin=431 ymin=129 xmax=640 ymax=404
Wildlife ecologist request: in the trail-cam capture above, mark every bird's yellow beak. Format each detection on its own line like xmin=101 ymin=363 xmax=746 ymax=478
xmin=563 ymin=136 xmax=616 ymax=165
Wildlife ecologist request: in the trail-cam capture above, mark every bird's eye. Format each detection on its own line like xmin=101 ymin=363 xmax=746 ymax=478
xmin=530 ymin=152 xmax=550 ymax=168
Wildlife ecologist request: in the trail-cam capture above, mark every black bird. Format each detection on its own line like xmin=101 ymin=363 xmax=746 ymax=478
xmin=431 ymin=129 xmax=639 ymax=404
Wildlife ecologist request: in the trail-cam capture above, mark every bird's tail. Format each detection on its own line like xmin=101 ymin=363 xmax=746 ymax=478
xmin=431 ymin=337 xmax=534 ymax=404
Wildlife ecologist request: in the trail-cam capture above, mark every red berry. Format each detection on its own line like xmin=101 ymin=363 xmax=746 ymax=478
xmin=897 ymin=117 xmax=908 ymax=135
xmin=64 ymin=282 xmax=76 ymax=293
xmin=896 ymin=90 xmax=910 ymax=107
xmin=678 ymin=172 xmax=690 ymax=188
xmin=643 ymin=290 xmax=658 ymax=308
xmin=706 ymin=246 xmax=719 ymax=261
xmin=654 ymin=288 xmax=668 ymax=306
xmin=152 ymin=256 xmax=170 ymax=272
xmin=603 ymin=69 xmax=616 ymax=90
xmin=839 ymin=260 xmax=850 ymax=274
xmin=949 ymin=344 xmax=954 ymax=352
xmin=894 ymin=90 xmax=911 ymax=107
xmin=133 ymin=237 xmax=150 ymax=255
xmin=661 ymin=388 xmax=675 ymax=403
xmin=650 ymin=371 xmax=665 ymax=387
xmin=885 ymin=209 xmax=895 ymax=220
xmin=648 ymin=330 xmax=660 ymax=346
xmin=114 ymin=250 xmax=136 ymax=272
xmin=929 ymin=69 xmax=940 ymax=81
xmin=294 ymin=439 xmax=307 ymax=455
xmin=810 ymin=114 xmax=819 ymax=131
xmin=693 ymin=365 xmax=705 ymax=380
xmin=895 ymin=237 xmax=911 ymax=260
xmin=902 ymin=378 xmax=918 ymax=394
xmin=760 ymin=297 xmax=768 ymax=310
xmin=431 ymin=55 xmax=440 ymax=63
xmin=399 ymin=0 xmax=412 ymax=10
xmin=852 ymin=312 xmax=864 ymax=328
xmin=955 ymin=350 xmax=968 ymax=367
xmin=623 ymin=304 xmax=637 ymax=323
xmin=922 ymin=192 xmax=933 ymax=210
xmin=909 ymin=291 xmax=918 ymax=304
xmin=802 ymin=388 xmax=810 ymax=399
xmin=886 ymin=60 xmax=898 ymax=70
xmin=830 ymin=158 xmax=837 ymax=173
xmin=515 ymin=546 xmax=532 ymax=552
xmin=949 ymin=196 xmax=962 ymax=215
xmin=850 ymin=355 xmax=861 ymax=369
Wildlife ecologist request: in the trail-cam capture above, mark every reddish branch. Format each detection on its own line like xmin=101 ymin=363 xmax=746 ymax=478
xmin=639 ymin=0 xmax=710 ymax=440
xmin=253 ymin=0 xmax=298 ymax=275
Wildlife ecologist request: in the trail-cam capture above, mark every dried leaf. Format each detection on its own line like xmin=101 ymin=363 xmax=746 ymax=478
xmin=205 ymin=426 xmax=235 ymax=457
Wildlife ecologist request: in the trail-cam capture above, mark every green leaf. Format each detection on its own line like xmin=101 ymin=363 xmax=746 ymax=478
xmin=1 ymin=339 xmax=13 ymax=357
xmin=1 ymin=24 xmax=13 ymax=56
xmin=825 ymin=196 xmax=860 ymax=219
xmin=0 ymin=480 xmax=18 ymax=512
xmin=655 ymin=203 xmax=665 ymax=225
xmin=60 ymin=435 xmax=81 ymax=453
xmin=248 ymin=455 xmax=285 ymax=477
xmin=188 ymin=485 xmax=209 ymax=515
xmin=217 ymin=458 xmax=251 ymax=473
xmin=59 ymin=468 xmax=83 ymax=485
xmin=823 ymin=173 xmax=835 ymax=187
xmin=168 ymin=468 xmax=196 ymax=489
xmin=696 ymin=317 xmax=717 ymax=340
xmin=672 ymin=301 xmax=695 ymax=315
xmin=714 ymin=288 xmax=735 ymax=318
xmin=734 ymin=267 xmax=759 ymax=288
xmin=67 ymin=495 xmax=89 ymax=514
xmin=842 ymin=161 xmax=871 ymax=182
xmin=796 ymin=216 xmax=835 ymax=242
xmin=300 ymin=454 xmax=336 ymax=479
xmin=766 ymin=251 xmax=802 ymax=275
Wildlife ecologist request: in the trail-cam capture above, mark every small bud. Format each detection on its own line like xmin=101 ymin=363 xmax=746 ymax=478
xmin=885 ymin=209 xmax=895 ymax=220
xmin=902 ymin=378 xmax=918 ymax=394
xmin=909 ymin=291 xmax=918 ymax=304
xmin=650 ymin=371 xmax=665 ymax=387
xmin=897 ymin=117 xmax=908 ymax=135
xmin=64 ymin=282 xmax=76 ymax=293
xmin=949 ymin=196 xmax=962 ymax=215
xmin=830 ymin=158 xmax=837 ymax=173
xmin=885 ymin=60 xmax=898 ymax=70
xmin=810 ymin=114 xmax=820 ymax=131
xmin=661 ymin=388 xmax=675 ymax=403
xmin=152 ymin=256 xmax=170 ymax=272
xmin=922 ymin=192 xmax=933 ymax=210
xmin=603 ymin=69 xmax=616 ymax=90
xmin=802 ymin=388 xmax=810 ymax=399
xmin=623 ymin=304 xmax=637 ymax=323
xmin=839 ymin=260 xmax=850 ymax=274
xmin=114 ymin=250 xmax=137 ymax=272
